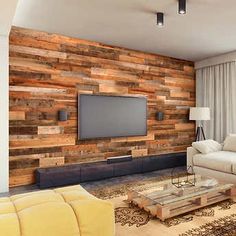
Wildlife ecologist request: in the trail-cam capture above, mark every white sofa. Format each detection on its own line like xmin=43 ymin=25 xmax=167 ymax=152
xmin=187 ymin=146 xmax=236 ymax=184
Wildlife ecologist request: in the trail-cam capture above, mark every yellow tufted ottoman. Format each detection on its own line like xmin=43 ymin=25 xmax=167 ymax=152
xmin=0 ymin=185 xmax=115 ymax=236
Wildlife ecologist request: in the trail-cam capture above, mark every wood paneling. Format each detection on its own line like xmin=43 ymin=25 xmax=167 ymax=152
xmin=9 ymin=111 xmax=25 ymax=121
xmin=131 ymin=149 xmax=148 ymax=158
xmin=39 ymin=157 xmax=65 ymax=167
xmin=9 ymin=26 xmax=195 ymax=187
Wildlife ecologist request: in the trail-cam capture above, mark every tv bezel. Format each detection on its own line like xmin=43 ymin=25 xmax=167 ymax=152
xmin=78 ymin=94 xmax=148 ymax=140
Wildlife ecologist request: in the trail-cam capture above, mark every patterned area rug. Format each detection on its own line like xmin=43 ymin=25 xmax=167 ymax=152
xmin=89 ymin=175 xmax=236 ymax=236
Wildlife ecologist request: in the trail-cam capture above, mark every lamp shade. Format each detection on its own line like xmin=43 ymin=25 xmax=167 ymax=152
xmin=189 ymin=107 xmax=210 ymax=121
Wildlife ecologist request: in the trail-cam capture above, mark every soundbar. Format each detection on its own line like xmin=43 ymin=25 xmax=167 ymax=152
xmin=107 ymin=155 xmax=132 ymax=164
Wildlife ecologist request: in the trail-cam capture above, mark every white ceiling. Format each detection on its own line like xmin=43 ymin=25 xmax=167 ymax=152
xmin=13 ymin=0 xmax=236 ymax=61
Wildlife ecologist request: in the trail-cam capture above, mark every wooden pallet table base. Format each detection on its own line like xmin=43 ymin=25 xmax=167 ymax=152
xmin=127 ymin=176 xmax=236 ymax=221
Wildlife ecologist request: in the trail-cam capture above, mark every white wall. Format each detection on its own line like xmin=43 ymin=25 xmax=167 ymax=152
xmin=0 ymin=0 xmax=19 ymax=193
xmin=0 ymin=35 xmax=9 ymax=193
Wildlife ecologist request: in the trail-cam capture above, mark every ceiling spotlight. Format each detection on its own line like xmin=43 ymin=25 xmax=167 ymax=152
xmin=178 ymin=0 xmax=186 ymax=14
xmin=157 ymin=12 xmax=164 ymax=27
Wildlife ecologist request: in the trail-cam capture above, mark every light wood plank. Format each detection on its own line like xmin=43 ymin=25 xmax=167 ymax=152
xmin=9 ymin=111 xmax=25 ymax=121
xmin=39 ymin=157 xmax=65 ymax=167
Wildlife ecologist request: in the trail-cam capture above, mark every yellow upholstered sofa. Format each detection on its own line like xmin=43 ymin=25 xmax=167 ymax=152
xmin=0 ymin=185 xmax=115 ymax=236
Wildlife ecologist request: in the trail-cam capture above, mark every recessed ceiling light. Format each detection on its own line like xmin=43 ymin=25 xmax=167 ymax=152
xmin=157 ymin=12 xmax=164 ymax=27
xmin=178 ymin=0 xmax=186 ymax=14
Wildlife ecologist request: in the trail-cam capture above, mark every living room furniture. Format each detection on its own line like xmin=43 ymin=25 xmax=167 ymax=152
xmin=36 ymin=152 xmax=186 ymax=189
xmin=187 ymin=146 xmax=236 ymax=184
xmin=127 ymin=175 xmax=236 ymax=221
xmin=189 ymin=107 xmax=210 ymax=141
xmin=0 ymin=185 xmax=114 ymax=236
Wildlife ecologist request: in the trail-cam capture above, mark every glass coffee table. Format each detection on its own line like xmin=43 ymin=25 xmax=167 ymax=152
xmin=127 ymin=175 xmax=236 ymax=221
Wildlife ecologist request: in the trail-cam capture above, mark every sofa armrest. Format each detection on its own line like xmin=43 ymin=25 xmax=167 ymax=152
xmin=187 ymin=147 xmax=200 ymax=173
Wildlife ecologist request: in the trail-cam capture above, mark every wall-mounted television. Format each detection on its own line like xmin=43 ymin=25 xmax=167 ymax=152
xmin=79 ymin=94 xmax=147 ymax=140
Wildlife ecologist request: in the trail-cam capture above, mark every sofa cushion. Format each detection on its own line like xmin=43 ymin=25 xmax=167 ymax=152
xmin=0 ymin=185 xmax=115 ymax=236
xmin=18 ymin=202 xmax=80 ymax=236
xmin=55 ymin=185 xmax=97 ymax=202
xmin=11 ymin=191 xmax=64 ymax=212
xmin=223 ymin=135 xmax=236 ymax=152
xmin=192 ymin=139 xmax=222 ymax=154
xmin=193 ymin=151 xmax=236 ymax=174
xmin=70 ymin=199 xmax=115 ymax=236
xmin=0 ymin=213 xmax=20 ymax=236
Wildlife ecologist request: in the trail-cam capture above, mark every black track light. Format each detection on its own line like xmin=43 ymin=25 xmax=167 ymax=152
xmin=157 ymin=12 xmax=164 ymax=27
xmin=178 ymin=0 xmax=186 ymax=14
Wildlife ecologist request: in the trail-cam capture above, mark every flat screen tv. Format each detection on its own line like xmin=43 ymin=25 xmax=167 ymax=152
xmin=79 ymin=94 xmax=147 ymax=140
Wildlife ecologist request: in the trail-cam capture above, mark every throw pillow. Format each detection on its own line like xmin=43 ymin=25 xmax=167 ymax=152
xmin=223 ymin=135 xmax=236 ymax=152
xmin=192 ymin=139 xmax=222 ymax=154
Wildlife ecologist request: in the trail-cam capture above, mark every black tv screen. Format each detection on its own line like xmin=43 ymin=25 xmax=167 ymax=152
xmin=79 ymin=94 xmax=147 ymax=140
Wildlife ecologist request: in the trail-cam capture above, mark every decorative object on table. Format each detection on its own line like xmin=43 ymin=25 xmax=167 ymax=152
xmin=189 ymin=107 xmax=210 ymax=141
xmin=202 ymin=179 xmax=218 ymax=188
xmin=171 ymin=166 xmax=196 ymax=188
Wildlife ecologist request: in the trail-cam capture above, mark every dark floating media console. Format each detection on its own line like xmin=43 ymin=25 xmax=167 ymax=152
xmin=35 ymin=152 xmax=186 ymax=189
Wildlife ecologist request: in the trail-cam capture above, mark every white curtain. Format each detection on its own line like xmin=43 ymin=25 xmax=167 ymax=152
xmin=196 ymin=61 xmax=236 ymax=142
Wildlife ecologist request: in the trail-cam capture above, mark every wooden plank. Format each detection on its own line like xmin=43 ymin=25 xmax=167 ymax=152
xmin=91 ymin=67 xmax=138 ymax=80
xmin=39 ymin=157 xmax=65 ymax=167
xmin=9 ymin=134 xmax=75 ymax=149
xmin=131 ymin=149 xmax=148 ymax=157
xmin=10 ymin=126 xmax=38 ymax=135
xmin=226 ymin=187 xmax=236 ymax=196
xmin=10 ymin=45 xmax=67 ymax=59
xmin=9 ymin=111 xmax=25 ymax=120
xmin=111 ymin=134 xmax=155 ymax=143
xmin=119 ymin=54 xmax=145 ymax=64
xmin=99 ymin=84 xmax=128 ymax=94
xmin=38 ymin=126 xmax=64 ymax=135
xmin=9 ymin=168 xmax=36 ymax=187
xmin=170 ymin=91 xmax=190 ymax=98
xmin=67 ymin=53 xmax=149 ymax=71
xmin=10 ymin=86 xmax=67 ymax=94
xmin=10 ymin=57 xmax=59 ymax=75
xmin=175 ymin=123 xmax=195 ymax=131
xmin=196 ymin=195 xmax=208 ymax=206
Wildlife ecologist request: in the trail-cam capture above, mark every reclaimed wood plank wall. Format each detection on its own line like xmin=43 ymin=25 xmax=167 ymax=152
xmin=9 ymin=26 xmax=195 ymax=187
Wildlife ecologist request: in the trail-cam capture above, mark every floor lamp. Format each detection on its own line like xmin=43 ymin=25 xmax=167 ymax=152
xmin=189 ymin=107 xmax=210 ymax=141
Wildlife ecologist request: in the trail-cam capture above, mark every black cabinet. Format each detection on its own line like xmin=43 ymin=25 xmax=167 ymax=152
xmin=36 ymin=152 xmax=186 ymax=189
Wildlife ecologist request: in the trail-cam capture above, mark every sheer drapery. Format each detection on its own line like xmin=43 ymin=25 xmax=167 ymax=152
xmin=196 ymin=61 xmax=236 ymax=142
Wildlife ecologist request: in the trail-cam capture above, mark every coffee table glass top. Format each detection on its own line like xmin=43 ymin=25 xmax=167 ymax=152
xmin=129 ymin=175 xmax=234 ymax=206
